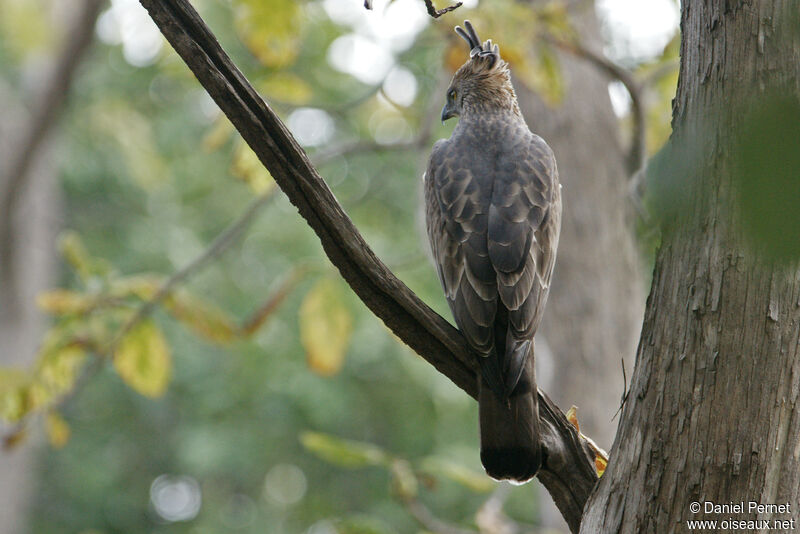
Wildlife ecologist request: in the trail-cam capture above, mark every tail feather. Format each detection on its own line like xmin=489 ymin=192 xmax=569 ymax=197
xmin=478 ymin=345 xmax=541 ymax=483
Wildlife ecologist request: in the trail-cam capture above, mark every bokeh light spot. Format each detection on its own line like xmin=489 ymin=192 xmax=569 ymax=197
xmin=263 ymin=463 xmax=307 ymax=506
xmin=150 ymin=475 xmax=202 ymax=522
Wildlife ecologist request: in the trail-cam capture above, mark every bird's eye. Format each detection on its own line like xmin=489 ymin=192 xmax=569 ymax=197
xmin=448 ymin=89 xmax=457 ymax=100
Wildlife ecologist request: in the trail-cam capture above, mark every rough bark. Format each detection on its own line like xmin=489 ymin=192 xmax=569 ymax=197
xmin=581 ymin=2 xmax=800 ymax=532
xmin=138 ymin=1 xmax=601 ymax=530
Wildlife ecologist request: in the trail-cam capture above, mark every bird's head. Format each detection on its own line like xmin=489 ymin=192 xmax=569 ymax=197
xmin=441 ymin=20 xmax=519 ymax=123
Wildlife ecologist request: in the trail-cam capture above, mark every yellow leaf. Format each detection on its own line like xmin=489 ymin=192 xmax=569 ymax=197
xmin=231 ymin=140 xmax=276 ymax=194
xmin=110 ymin=275 xmax=163 ymax=301
xmin=299 ymin=278 xmax=353 ymax=376
xmin=37 ymin=347 xmax=87 ymax=398
xmin=45 ymin=412 xmax=71 ymax=449
xmin=233 ymin=0 xmax=301 ymax=68
xmin=259 ymin=73 xmax=313 ymax=105
xmin=202 ymin=116 xmax=235 ymax=152
xmin=164 ymin=290 xmax=238 ymax=344
xmin=37 ymin=290 xmax=96 ymax=315
xmin=0 ymin=368 xmax=30 ymax=423
xmin=24 ymin=382 xmax=52 ymax=414
xmin=595 ymin=452 xmax=608 ymax=478
xmin=564 ymin=405 xmax=609 ymax=477
xmin=565 ymin=405 xmax=580 ymax=432
xmin=0 ymin=0 xmax=55 ymax=59
xmin=114 ymin=320 xmax=171 ymax=398
xmin=58 ymin=232 xmax=93 ymax=280
xmin=300 ymin=431 xmax=390 ymax=468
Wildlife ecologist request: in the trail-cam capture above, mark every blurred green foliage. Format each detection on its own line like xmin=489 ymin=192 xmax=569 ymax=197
xmin=0 ymin=0 xmax=679 ymax=532
xmin=732 ymin=93 xmax=800 ymax=264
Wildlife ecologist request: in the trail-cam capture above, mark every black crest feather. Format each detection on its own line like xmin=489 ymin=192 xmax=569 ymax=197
xmin=454 ymin=20 xmax=500 ymax=68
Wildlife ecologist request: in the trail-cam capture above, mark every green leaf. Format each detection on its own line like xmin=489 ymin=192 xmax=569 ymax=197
xmin=0 ymin=0 xmax=55 ymax=59
xmin=299 ymin=278 xmax=353 ymax=376
xmin=110 ymin=275 xmax=163 ymax=301
xmin=202 ymin=116 xmax=235 ymax=153
xmin=732 ymin=92 xmax=800 ymax=263
xmin=300 ymin=431 xmax=390 ymax=468
xmin=45 ymin=411 xmax=71 ymax=449
xmin=36 ymin=346 xmax=87 ymax=400
xmin=259 ymin=73 xmax=313 ymax=105
xmin=113 ymin=320 xmax=171 ymax=398
xmin=419 ymin=457 xmax=495 ymax=493
xmin=0 ymin=368 xmax=30 ymax=423
xmin=36 ymin=289 xmax=97 ymax=315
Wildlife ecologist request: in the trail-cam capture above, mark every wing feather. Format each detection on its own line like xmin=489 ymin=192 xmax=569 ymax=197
xmin=425 ymin=128 xmax=561 ymax=390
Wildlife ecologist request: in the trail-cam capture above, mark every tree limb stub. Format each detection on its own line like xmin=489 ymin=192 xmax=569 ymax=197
xmin=423 ymin=0 xmax=464 ymax=18
xmin=138 ymin=1 xmax=598 ymax=529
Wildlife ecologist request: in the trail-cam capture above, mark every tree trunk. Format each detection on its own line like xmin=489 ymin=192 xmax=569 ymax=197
xmin=0 ymin=100 xmax=61 ymax=534
xmin=581 ymin=3 xmax=800 ymax=531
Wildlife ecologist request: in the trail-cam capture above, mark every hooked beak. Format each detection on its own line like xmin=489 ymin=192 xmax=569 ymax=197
xmin=441 ymin=102 xmax=457 ymax=123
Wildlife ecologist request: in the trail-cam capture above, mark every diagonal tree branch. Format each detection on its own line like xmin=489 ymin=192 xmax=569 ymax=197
xmin=138 ymin=1 xmax=599 ymax=530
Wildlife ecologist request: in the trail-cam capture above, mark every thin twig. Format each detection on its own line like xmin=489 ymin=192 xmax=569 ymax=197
xmin=106 ymin=189 xmax=277 ymax=351
xmin=612 ymin=356 xmax=628 ymax=422
xmin=424 ymin=0 xmax=463 ymax=18
xmin=239 ymin=265 xmax=307 ymax=336
xmin=362 ymin=0 xmax=462 ymax=18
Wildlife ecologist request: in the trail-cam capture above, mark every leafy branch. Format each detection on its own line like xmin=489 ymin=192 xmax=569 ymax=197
xmin=137 ymin=0 xmax=603 ymax=531
xmin=107 ymin=188 xmax=277 ymax=350
xmin=0 ymin=188 xmax=307 ymax=448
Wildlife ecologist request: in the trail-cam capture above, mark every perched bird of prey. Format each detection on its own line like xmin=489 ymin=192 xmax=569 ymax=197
xmin=424 ymin=21 xmax=561 ymax=482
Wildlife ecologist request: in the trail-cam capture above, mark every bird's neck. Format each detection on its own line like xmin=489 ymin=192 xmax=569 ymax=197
xmin=457 ymin=102 xmax=526 ymax=134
